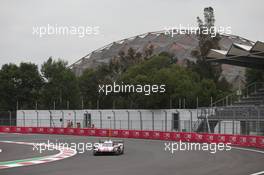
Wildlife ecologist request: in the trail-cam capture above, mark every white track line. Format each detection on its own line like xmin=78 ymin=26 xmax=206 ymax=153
xmin=232 ymin=147 xmax=264 ymax=154
xmin=250 ymin=172 xmax=264 ymax=175
xmin=0 ymin=141 xmax=77 ymax=170
xmin=219 ymin=146 xmax=264 ymax=175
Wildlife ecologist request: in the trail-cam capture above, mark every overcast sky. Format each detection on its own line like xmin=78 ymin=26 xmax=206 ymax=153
xmin=0 ymin=0 xmax=263 ymax=67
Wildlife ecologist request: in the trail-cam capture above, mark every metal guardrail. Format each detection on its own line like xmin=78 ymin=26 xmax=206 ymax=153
xmin=212 ymin=82 xmax=264 ymax=107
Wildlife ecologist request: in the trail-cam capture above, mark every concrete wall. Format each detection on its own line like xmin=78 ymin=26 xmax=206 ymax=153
xmin=17 ymin=109 xmax=199 ymax=132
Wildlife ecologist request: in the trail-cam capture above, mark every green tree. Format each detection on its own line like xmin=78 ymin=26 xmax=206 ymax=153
xmin=0 ymin=63 xmax=43 ymax=110
xmin=245 ymin=68 xmax=264 ymax=84
xmin=189 ymin=7 xmax=222 ymax=82
xmin=17 ymin=63 xmax=43 ymax=109
xmin=40 ymin=58 xmax=80 ymax=109
xmin=120 ymin=55 xmax=219 ymax=108
xmin=0 ymin=64 xmax=19 ymax=110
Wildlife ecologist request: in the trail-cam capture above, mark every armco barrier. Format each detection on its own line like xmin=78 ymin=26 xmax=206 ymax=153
xmin=0 ymin=126 xmax=264 ymax=149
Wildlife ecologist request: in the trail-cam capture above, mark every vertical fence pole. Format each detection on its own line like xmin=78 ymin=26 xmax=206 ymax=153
xmin=138 ymin=110 xmax=142 ymax=130
xmin=224 ymin=122 xmax=226 ymax=134
xmin=218 ymin=120 xmax=221 ymax=134
xmin=257 ymin=107 xmax=260 ymax=135
xmin=232 ymin=120 xmax=235 ymax=135
xmin=232 ymin=109 xmax=235 ymax=135
xmin=151 ymin=111 xmax=154 ymax=131
xmin=36 ymin=111 xmax=39 ymax=127
xmin=189 ymin=110 xmax=193 ymax=132
xmin=49 ymin=110 xmax=52 ymax=127
xmin=99 ymin=110 xmax=102 ymax=129
xmin=73 ymin=110 xmax=76 ymax=128
xmin=126 ymin=110 xmax=130 ymax=130
xmin=61 ymin=110 xmax=64 ymax=128
xmin=112 ymin=110 xmax=116 ymax=129
xmin=163 ymin=110 xmax=167 ymax=132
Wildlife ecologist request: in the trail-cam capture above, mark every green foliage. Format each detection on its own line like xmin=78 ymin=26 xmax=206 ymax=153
xmin=119 ymin=55 xmax=220 ymax=108
xmin=245 ymin=68 xmax=264 ymax=84
xmin=40 ymin=57 xmax=80 ymax=109
xmin=0 ymin=63 xmax=43 ymax=110
xmin=189 ymin=6 xmax=225 ymax=89
xmin=185 ymin=7 xmax=232 ymax=103
xmin=0 ymin=53 xmax=231 ymax=110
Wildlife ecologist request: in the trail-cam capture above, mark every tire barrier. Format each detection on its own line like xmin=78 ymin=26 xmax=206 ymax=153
xmin=0 ymin=126 xmax=264 ymax=149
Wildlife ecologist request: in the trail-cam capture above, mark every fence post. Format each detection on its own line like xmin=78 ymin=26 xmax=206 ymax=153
xmin=61 ymin=110 xmax=64 ymax=128
xmin=35 ymin=110 xmax=39 ymax=127
xmin=151 ymin=111 xmax=154 ymax=130
xmin=257 ymin=107 xmax=260 ymax=135
xmin=73 ymin=110 xmax=76 ymax=128
xmin=232 ymin=120 xmax=235 ymax=135
xmin=49 ymin=110 xmax=52 ymax=127
xmin=112 ymin=110 xmax=116 ymax=129
xmin=126 ymin=110 xmax=130 ymax=130
xmin=188 ymin=110 xmax=193 ymax=132
xmin=218 ymin=120 xmax=221 ymax=134
xmin=232 ymin=109 xmax=235 ymax=134
xmin=99 ymin=110 xmax=102 ymax=129
xmin=138 ymin=110 xmax=142 ymax=130
xmin=163 ymin=110 xmax=167 ymax=131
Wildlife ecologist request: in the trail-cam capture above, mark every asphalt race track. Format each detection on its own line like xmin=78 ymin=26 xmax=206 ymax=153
xmin=0 ymin=133 xmax=263 ymax=175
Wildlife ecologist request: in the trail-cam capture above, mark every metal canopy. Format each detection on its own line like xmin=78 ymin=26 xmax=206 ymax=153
xmin=206 ymin=41 xmax=264 ymax=69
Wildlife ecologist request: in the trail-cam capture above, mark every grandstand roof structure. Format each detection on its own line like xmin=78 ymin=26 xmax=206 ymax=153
xmin=69 ymin=30 xmax=253 ymax=77
xmin=69 ymin=30 xmax=257 ymax=88
xmin=206 ymin=41 xmax=264 ymax=69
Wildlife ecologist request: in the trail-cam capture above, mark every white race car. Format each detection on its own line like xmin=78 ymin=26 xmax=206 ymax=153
xmin=93 ymin=140 xmax=124 ymax=155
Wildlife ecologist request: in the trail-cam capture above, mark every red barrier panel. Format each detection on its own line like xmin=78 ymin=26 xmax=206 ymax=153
xmin=0 ymin=126 xmax=263 ymax=149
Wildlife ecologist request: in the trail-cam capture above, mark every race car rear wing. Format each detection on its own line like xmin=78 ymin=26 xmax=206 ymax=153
xmin=98 ymin=139 xmax=124 ymax=143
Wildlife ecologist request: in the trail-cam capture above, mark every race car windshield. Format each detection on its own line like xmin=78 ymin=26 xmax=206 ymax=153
xmin=102 ymin=143 xmax=112 ymax=147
